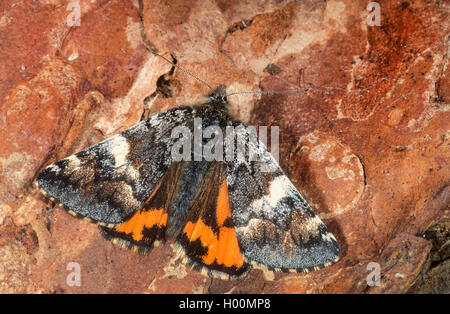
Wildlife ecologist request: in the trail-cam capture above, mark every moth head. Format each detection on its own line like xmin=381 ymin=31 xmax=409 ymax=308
xmin=208 ymin=85 xmax=228 ymax=107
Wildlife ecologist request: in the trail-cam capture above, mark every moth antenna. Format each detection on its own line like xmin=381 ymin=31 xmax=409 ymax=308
xmin=228 ymin=74 xmax=394 ymax=97
xmin=138 ymin=0 xmax=213 ymax=91
xmin=226 ymin=89 xmax=308 ymax=98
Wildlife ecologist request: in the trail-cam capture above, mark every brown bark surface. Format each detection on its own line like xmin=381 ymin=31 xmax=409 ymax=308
xmin=0 ymin=0 xmax=448 ymax=293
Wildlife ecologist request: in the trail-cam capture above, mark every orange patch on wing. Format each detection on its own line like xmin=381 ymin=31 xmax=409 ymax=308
xmin=115 ymin=208 xmax=168 ymax=241
xmin=114 ymin=182 xmax=166 ymax=242
xmin=183 ymin=180 xmax=244 ymax=268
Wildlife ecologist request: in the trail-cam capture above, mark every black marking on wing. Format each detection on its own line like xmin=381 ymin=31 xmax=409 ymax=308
xmin=36 ymin=107 xmax=194 ymax=224
xmin=225 ymin=123 xmax=340 ymax=271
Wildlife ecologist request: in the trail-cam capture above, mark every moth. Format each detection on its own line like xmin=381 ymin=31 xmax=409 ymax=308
xmin=36 ymin=84 xmax=340 ymax=280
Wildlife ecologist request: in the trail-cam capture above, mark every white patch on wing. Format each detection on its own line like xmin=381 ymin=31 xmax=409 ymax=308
xmin=251 ymin=175 xmax=293 ymax=212
xmin=305 ymin=216 xmax=323 ymax=230
xmin=302 ymin=215 xmax=323 ymax=236
xmin=65 ymin=154 xmax=81 ymax=169
xmin=321 ymin=232 xmax=337 ymax=242
xmin=236 ymin=218 xmax=261 ymax=237
xmin=108 ymin=135 xmax=130 ymax=167
xmin=45 ymin=163 xmax=60 ymax=172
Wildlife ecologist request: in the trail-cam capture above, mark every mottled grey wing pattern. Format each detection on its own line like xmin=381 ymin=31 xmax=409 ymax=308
xmin=36 ymin=107 xmax=194 ymax=225
xmin=225 ymin=124 xmax=340 ymax=272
